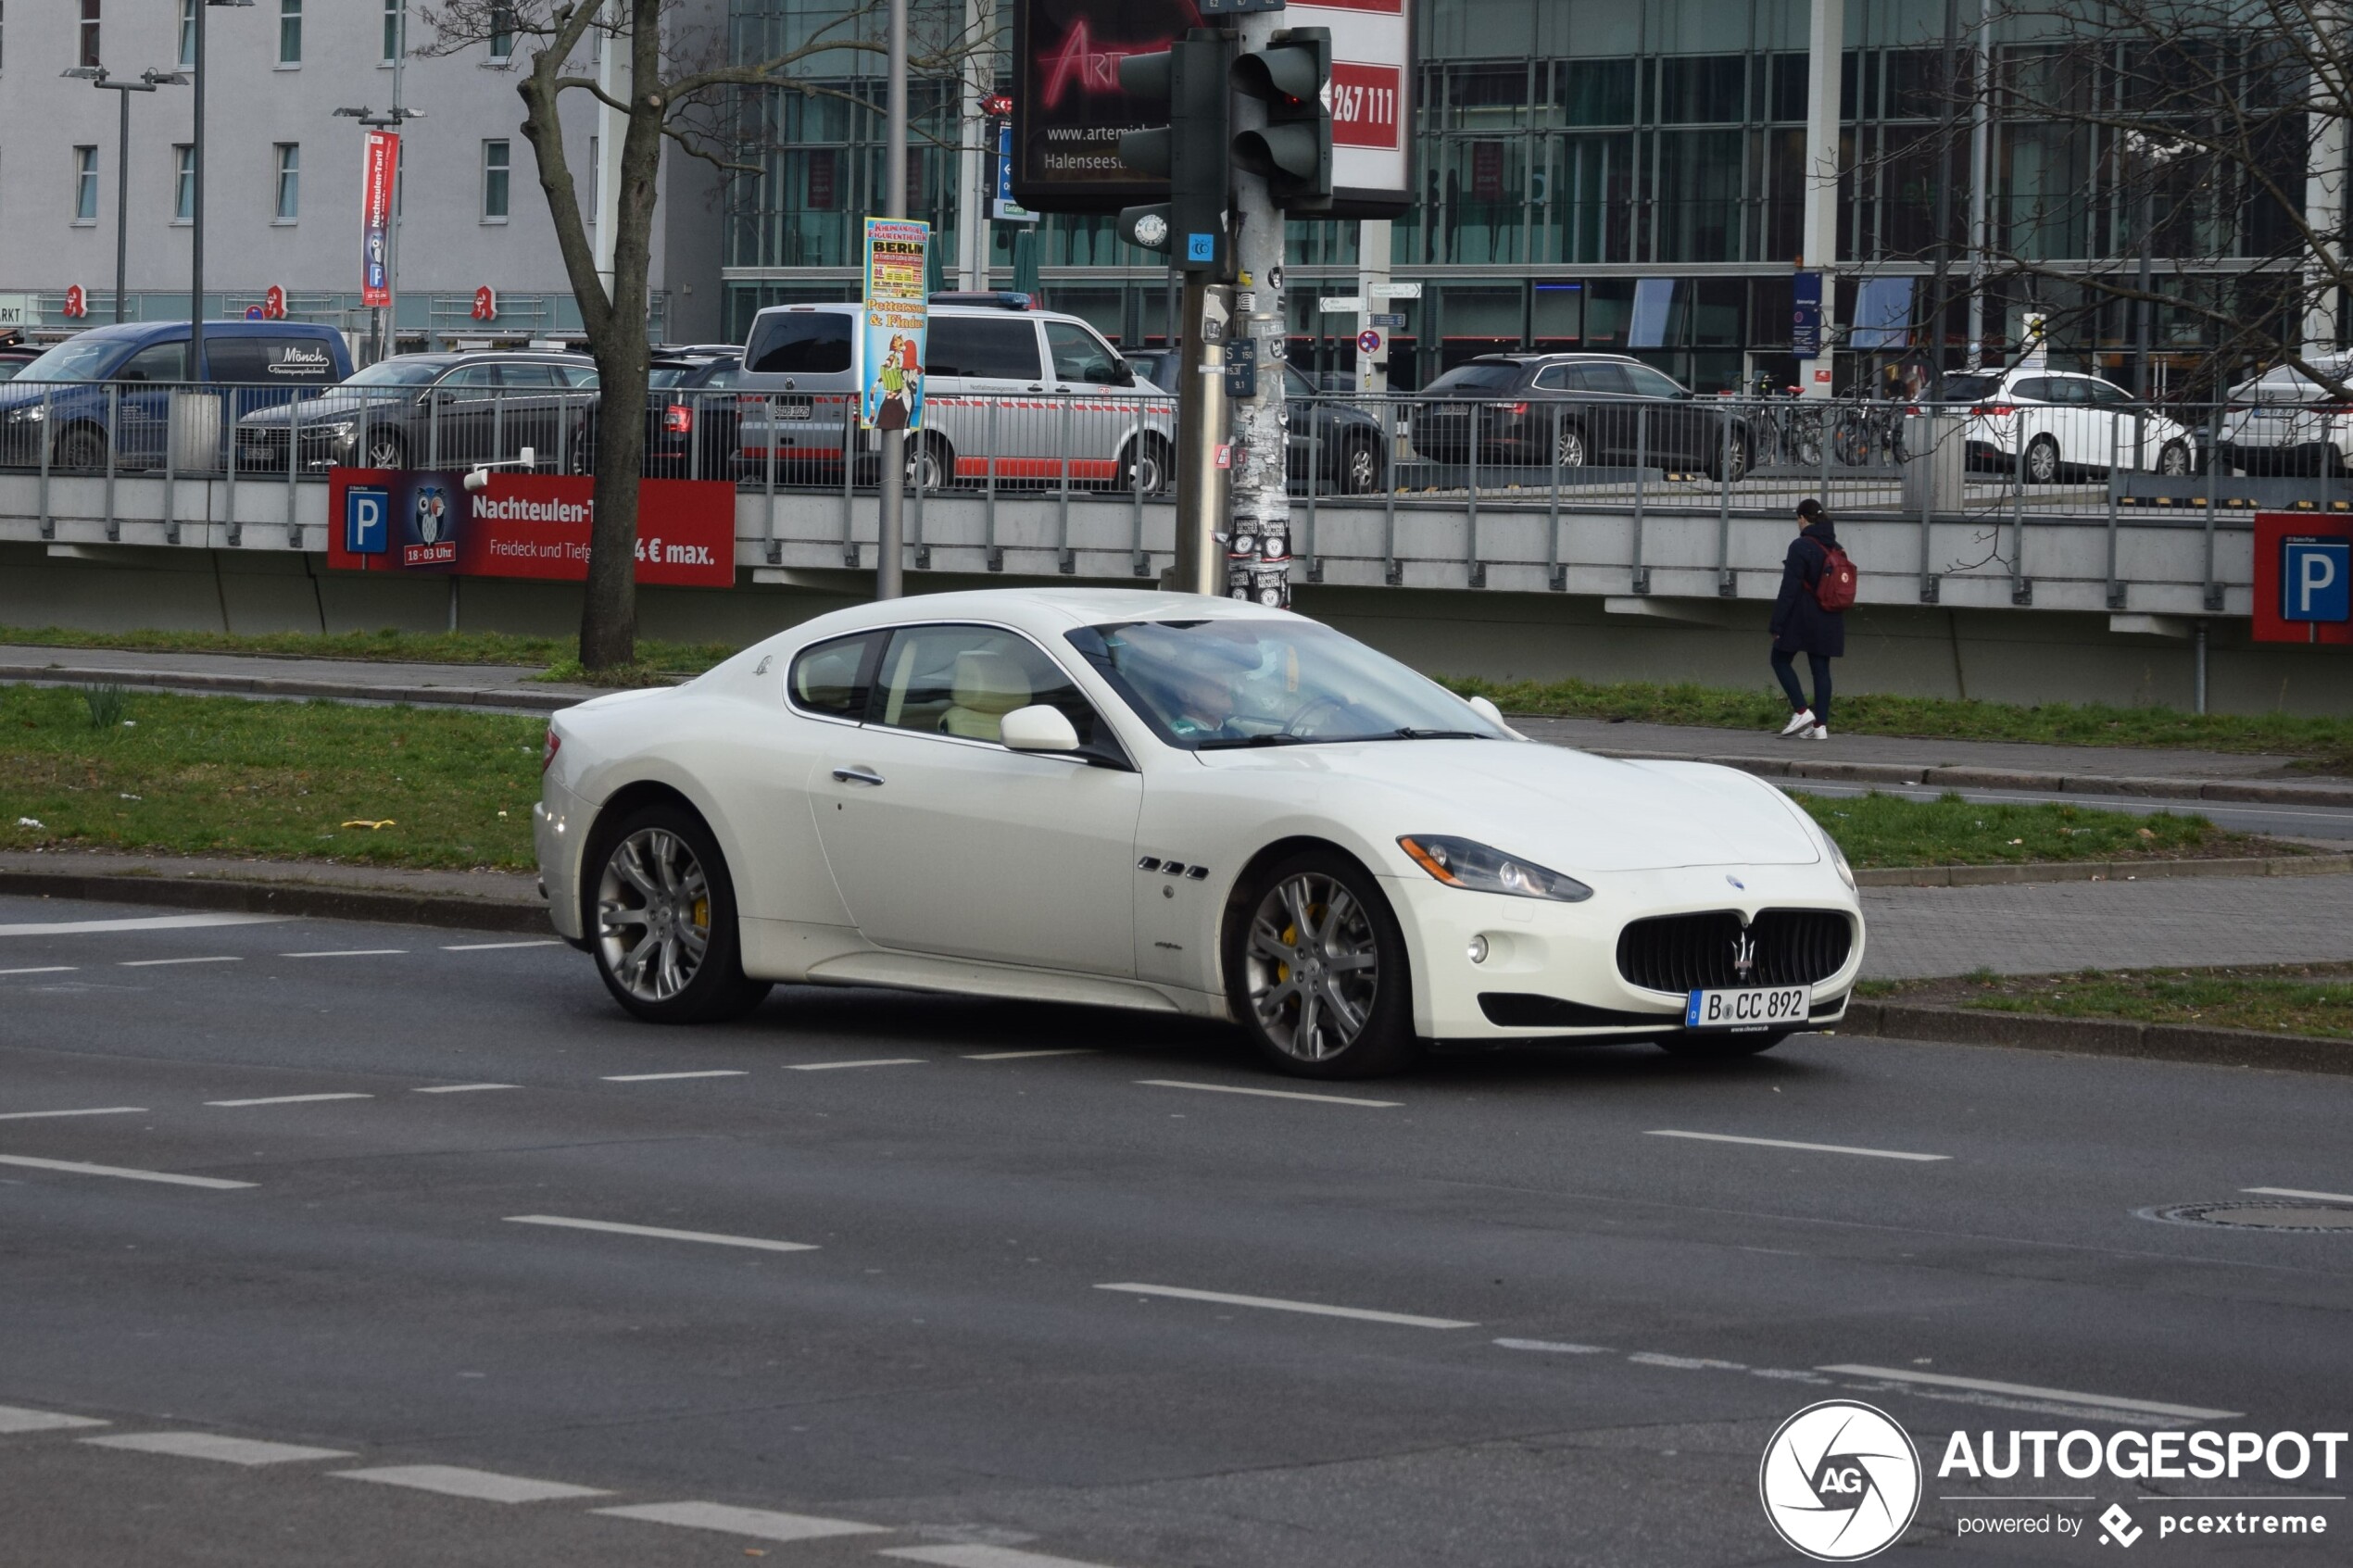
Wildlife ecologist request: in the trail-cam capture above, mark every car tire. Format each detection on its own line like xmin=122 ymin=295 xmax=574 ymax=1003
xmin=585 ymin=801 xmax=771 ymax=1025
xmin=2025 ymin=433 xmax=2061 ymax=484
xmin=1708 ymin=427 xmax=1749 ymax=483
xmin=1225 ymin=848 xmax=1424 ymax=1079
xmin=56 ymin=425 xmax=107 ymax=470
xmin=906 ymin=432 xmax=953 ymax=491
xmin=1555 ymin=422 xmax=1590 ymax=469
xmin=1339 ymin=436 xmax=1383 ymax=495
xmin=363 ymin=431 xmax=408 ymax=470
xmin=2157 ymin=439 xmax=2191 ymax=476
xmin=1125 ymin=434 xmax=1171 ymax=496
xmin=1656 ymin=1030 xmax=1789 ymax=1060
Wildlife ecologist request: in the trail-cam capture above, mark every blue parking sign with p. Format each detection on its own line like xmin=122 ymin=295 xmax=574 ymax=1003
xmin=346 ymin=487 xmax=390 ymax=556
xmin=2283 ymin=537 xmax=2350 ymax=622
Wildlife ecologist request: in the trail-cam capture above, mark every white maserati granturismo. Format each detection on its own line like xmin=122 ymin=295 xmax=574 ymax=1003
xmin=534 ymin=588 xmax=1864 ymax=1078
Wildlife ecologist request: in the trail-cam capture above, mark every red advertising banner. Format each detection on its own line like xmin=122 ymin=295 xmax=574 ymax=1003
xmin=327 ymin=469 xmax=736 ymax=588
xmin=1329 ymin=61 xmax=1403 ymax=149
xmin=2251 ymin=511 xmax=2353 ymax=646
xmin=360 ymin=131 xmax=399 ymax=308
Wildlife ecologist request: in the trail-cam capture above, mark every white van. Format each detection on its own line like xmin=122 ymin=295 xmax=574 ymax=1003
xmin=734 ymin=298 xmax=1177 ymax=493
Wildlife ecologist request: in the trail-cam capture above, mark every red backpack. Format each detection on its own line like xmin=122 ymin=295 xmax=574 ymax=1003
xmin=1811 ymin=540 xmax=1858 ymax=611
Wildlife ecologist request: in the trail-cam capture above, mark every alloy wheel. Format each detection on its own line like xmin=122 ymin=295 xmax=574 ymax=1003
xmin=1243 ymin=872 xmax=1381 ymax=1062
xmin=1556 ymin=425 xmax=1588 ymax=467
xmin=1344 ymin=441 xmax=1379 ymax=493
xmin=596 ymin=827 xmax=711 ymax=1004
xmin=365 ymin=436 xmax=407 ymax=469
xmin=2027 ymin=434 xmax=2060 ymax=483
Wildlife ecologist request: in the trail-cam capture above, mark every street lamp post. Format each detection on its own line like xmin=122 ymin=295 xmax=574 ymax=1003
xmin=62 ymin=67 xmax=188 ymax=325
xmin=188 ymin=0 xmax=254 ymax=381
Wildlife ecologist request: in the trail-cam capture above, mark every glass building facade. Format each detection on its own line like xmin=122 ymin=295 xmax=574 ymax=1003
xmin=722 ymin=0 xmax=2318 ymax=393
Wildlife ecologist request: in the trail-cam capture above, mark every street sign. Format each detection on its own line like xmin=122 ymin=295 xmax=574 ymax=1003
xmin=2253 ymin=513 xmax=2353 ymax=644
xmin=1793 ymin=270 xmax=1822 ymax=359
xmin=1356 ymin=328 xmax=1381 ymax=354
xmin=2284 ymin=538 xmax=2350 ymax=622
xmin=1372 ymin=281 xmax=1420 ymax=299
xmin=1316 ymin=295 xmax=1364 ymax=312
xmin=1369 ymin=312 xmax=1405 ymax=328
xmin=991 ymin=124 xmax=1036 ymax=224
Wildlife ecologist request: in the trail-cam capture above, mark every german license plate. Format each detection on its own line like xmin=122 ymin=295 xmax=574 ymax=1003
xmin=773 ymin=403 xmax=812 ymax=420
xmin=1685 ymin=985 xmax=1810 ymax=1032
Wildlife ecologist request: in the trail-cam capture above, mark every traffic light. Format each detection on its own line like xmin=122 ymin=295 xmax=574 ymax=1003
xmin=1230 ymin=27 xmax=1333 ymax=212
xmin=1115 ymin=34 xmax=1231 ymax=272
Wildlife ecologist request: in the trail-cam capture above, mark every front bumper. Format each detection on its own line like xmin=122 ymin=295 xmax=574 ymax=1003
xmin=1386 ymin=861 xmax=1864 ymax=1043
xmin=533 ymin=776 xmax=593 ymax=944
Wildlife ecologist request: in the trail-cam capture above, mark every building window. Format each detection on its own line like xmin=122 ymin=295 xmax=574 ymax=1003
xmin=278 ymin=0 xmax=301 ymax=65
xmin=179 ymin=0 xmax=195 ymax=68
xmin=273 ymin=142 xmax=299 ymax=220
xmin=481 ymin=139 xmax=510 ymax=221
xmin=79 ymin=0 xmax=100 ymax=69
xmin=381 ymin=0 xmax=402 ymax=65
xmin=173 ymin=144 xmax=194 ymax=222
xmin=73 ymin=145 xmax=100 ymax=222
xmin=488 ymin=4 xmax=513 ymax=62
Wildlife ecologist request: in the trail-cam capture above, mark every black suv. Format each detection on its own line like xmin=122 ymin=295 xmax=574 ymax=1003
xmin=234 ymin=349 xmax=595 ymax=470
xmin=1125 ymin=348 xmax=1390 ymax=494
xmin=569 ymin=346 xmax=747 ymax=479
xmin=1409 ymin=353 xmax=1748 ymax=481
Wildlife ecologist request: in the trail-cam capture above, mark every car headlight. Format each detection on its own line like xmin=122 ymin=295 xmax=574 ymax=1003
xmin=314 ymin=420 xmax=356 ymax=442
xmin=1820 ymin=824 xmax=1856 ymax=890
xmin=6 ymin=405 xmax=45 ymax=423
xmin=1398 ymin=835 xmax=1592 ymax=903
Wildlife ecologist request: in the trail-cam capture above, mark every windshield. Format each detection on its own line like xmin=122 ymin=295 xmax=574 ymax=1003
xmin=1066 ymin=619 xmax=1506 ymax=749
xmin=344 ymin=359 xmax=446 ymax=386
xmin=13 ymin=336 xmax=129 ymax=383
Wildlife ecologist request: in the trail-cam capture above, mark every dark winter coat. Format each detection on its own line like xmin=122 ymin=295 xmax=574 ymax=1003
xmin=1769 ymin=521 xmax=1846 ymax=658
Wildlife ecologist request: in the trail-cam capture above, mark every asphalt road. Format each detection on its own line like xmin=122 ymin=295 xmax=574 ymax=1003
xmin=4 ymin=895 xmax=2350 ymax=1567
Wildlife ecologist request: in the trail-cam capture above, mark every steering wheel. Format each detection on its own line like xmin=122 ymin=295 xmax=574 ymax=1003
xmin=1279 ymin=696 xmax=1353 ymax=737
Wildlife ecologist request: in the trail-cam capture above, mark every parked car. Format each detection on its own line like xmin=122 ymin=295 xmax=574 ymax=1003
xmin=570 ymin=347 xmax=745 ymax=479
xmin=1946 ymin=368 xmax=2196 ymax=481
xmin=1125 ymin=347 xmax=1390 ymax=494
xmin=534 ymin=589 xmax=1863 ymax=1076
xmin=2216 ymin=352 xmax=2353 ymax=476
xmin=0 ymin=320 xmax=349 ymax=470
xmin=1407 ymin=353 xmax=1750 ymax=481
xmin=733 ymin=298 xmax=1176 ymax=492
xmin=0 ymin=343 xmax=41 ymax=383
xmin=233 ymin=349 xmax=595 ymax=471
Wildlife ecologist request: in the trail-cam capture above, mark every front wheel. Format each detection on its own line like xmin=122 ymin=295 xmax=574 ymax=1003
xmin=2024 ymin=433 xmax=2061 ymax=484
xmin=1708 ymin=428 xmax=1749 ymax=483
xmin=1124 ymin=434 xmax=1170 ymax=495
xmin=1338 ymin=436 xmax=1383 ymax=495
xmin=2157 ymin=439 xmax=2191 ymax=476
xmin=587 ymin=803 xmax=771 ymax=1024
xmin=1226 ymin=850 xmax=1423 ymax=1079
xmin=1554 ymin=422 xmax=1590 ymax=469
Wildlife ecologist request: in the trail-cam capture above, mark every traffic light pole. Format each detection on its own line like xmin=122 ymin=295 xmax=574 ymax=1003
xmin=1226 ymin=8 xmax=1304 ymax=607
xmin=1172 ymin=279 xmax=1231 ymax=596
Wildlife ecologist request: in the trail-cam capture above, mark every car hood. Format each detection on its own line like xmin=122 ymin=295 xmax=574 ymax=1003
xmin=1194 ymin=739 xmax=1822 ymax=872
xmin=235 ymin=388 xmax=386 ymax=428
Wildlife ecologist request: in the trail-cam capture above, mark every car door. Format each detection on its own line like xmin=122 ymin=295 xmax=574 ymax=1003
xmin=937 ymin=316 xmax=1050 ymax=483
xmin=810 ymin=622 xmax=1141 ymax=972
xmin=1043 ymin=317 xmax=1131 ymax=488
xmin=2075 ymin=376 xmax=2139 ymax=470
xmin=491 ymin=361 xmax=568 ymax=465
xmin=112 ymin=339 xmax=190 ymax=468
xmin=1620 ymin=361 xmax=1702 ymax=466
xmin=2006 ymin=376 xmax=2063 ymax=473
xmin=424 ymin=363 xmax=501 ymax=466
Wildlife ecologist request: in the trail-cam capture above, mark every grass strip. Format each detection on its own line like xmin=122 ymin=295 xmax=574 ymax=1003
xmin=0 ymin=624 xmax=734 ymax=676
xmin=1787 ymin=789 xmax=2286 ymax=869
xmin=1443 ymin=673 xmax=2353 ymax=773
xmin=1861 ymin=964 xmax=2353 ymax=1041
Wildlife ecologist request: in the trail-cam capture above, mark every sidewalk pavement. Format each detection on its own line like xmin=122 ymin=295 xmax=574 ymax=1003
xmin=0 ymin=645 xmax=602 ymax=714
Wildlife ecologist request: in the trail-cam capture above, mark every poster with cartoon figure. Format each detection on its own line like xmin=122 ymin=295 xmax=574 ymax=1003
xmin=860 ymin=218 xmax=929 ymax=432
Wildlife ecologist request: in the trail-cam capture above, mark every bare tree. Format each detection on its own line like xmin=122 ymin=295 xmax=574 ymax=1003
xmin=421 ymin=0 xmax=987 ymax=670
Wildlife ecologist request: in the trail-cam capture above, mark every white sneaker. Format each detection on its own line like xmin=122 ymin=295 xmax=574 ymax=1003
xmin=1779 ymin=709 xmax=1817 ymax=736
xmin=1805 ymin=723 xmax=1830 ymax=740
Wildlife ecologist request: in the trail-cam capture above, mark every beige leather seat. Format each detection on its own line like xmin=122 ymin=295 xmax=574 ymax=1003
xmin=938 ymin=649 xmax=1032 ymax=742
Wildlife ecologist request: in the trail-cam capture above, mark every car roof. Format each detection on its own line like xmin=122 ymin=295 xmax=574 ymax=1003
xmin=755 ymin=588 xmax=1296 ymax=651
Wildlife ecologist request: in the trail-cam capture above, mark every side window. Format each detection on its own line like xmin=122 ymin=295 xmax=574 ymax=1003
xmin=2080 ymin=379 xmax=2131 ymax=407
xmin=440 ymin=364 xmax=500 ymax=392
xmin=2011 ymin=377 xmax=2055 ymax=402
xmin=202 ymin=340 xmax=269 ymax=383
xmin=954 ymin=320 xmax=1044 ymax=382
xmin=1045 ymin=320 xmax=1119 ymax=385
xmin=873 ymin=625 xmax=1107 ymax=752
xmin=699 ymin=362 xmax=743 ymax=390
xmin=1622 ymin=364 xmax=1687 ymax=399
xmin=559 ymin=365 xmax=601 ymax=388
xmin=787 ymin=632 xmax=880 ymax=720
xmin=120 ymin=342 xmax=191 ymax=383
xmin=497 ymin=363 xmax=562 ymax=389
xmin=1283 ymin=364 xmax=1315 ymax=399
xmin=745 ymin=311 xmax=853 ymax=375
xmin=1532 ymin=365 xmax=1569 ymax=391
xmin=1566 ymin=363 xmax=1630 ymax=394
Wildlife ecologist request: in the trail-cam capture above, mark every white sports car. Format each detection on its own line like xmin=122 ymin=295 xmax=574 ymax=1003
xmin=534 ymin=589 xmax=1864 ymax=1077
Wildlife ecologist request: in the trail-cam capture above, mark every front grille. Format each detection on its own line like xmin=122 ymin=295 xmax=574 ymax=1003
xmin=1615 ymin=908 xmax=1853 ymax=994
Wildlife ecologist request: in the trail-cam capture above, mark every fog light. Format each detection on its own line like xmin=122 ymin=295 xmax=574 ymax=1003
xmin=1466 ymin=935 xmax=1489 ymax=964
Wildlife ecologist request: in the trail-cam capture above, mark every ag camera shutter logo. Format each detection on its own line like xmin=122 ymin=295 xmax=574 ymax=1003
xmin=1759 ymin=1400 xmax=1921 ymax=1561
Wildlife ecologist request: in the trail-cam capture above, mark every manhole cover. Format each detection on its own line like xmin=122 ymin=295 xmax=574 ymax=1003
xmin=2144 ymin=1201 xmax=2353 ymax=1233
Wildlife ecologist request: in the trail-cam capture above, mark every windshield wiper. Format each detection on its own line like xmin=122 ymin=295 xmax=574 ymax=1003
xmin=1384 ymin=727 xmax=1488 ymax=740
xmin=1195 ymin=733 xmax=1315 ymax=749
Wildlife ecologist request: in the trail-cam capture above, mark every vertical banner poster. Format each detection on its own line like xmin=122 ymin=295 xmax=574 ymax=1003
xmin=861 ymin=217 xmax=930 ymax=433
xmin=360 ymin=131 xmax=399 ymax=308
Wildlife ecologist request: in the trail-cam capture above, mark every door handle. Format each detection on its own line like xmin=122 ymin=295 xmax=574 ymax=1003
xmin=831 ymin=765 xmax=885 ymax=786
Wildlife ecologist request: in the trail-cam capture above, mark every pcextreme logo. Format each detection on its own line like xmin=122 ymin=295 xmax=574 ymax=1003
xmin=1759 ymin=1400 xmax=1923 ymax=1561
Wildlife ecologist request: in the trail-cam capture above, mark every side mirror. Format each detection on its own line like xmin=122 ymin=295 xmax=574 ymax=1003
xmin=1000 ymin=703 xmax=1080 ymax=754
xmin=1466 ymin=693 xmax=1527 ymax=740
xmin=1110 ymin=360 xmax=1136 ymax=388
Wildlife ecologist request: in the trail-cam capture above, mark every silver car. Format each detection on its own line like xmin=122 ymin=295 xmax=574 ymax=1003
xmin=2220 ymin=352 xmax=2353 ymax=476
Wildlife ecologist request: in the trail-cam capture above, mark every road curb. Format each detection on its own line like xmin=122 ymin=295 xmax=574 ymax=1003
xmin=0 ymin=662 xmax=586 ymax=714
xmin=1590 ymin=746 xmax=2353 ymax=810
xmin=1841 ymin=999 xmax=2351 ymax=1074
xmin=1852 ymin=854 xmax=2353 ymax=887
xmin=0 ymin=868 xmax=552 ymax=935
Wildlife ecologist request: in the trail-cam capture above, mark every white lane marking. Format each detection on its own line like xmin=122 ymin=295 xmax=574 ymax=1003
xmin=0 ymin=1154 xmax=253 ymax=1190
xmin=204 ymin=1094 xmax=373 ymax=1108
xmin=412 ymin=1084 xmax=522 ymax=1095
xmin=593 ymin=1501 xmax=885 ymax=1542
xmin=504 ymin=1215 xmax=817 ymax=1254
xmin=119 ymin=956 xmax=241 ymax=969
xmin=442 ymin=939 xmax=563 ymax=951
xmin=0 ymin=966 xmax=78 ymax=977
xmin=282 ymin=949 xmax=408 ymax=959
xmin=1647 ymin=1129 xmax=1950 ymax=1162
xmin=0 ymin=1107 xmax=146 ymax=1122
xmin=1631 ymin=1352 xmax=1747 ymax=1372
xmin=83 ymin=1432 xmax=352 ymax=1465
xmin=1817 ymin=1365 xmax=2242 ymax=1421
xmin=332 ymin=1465 xmax=608 ymax=1503
xmin=884 ymin=1546 xmax=1125 ymax=1568
xmin=785 ymin=1058 xmax=923 ymax=1072
xmin=0 ymin=913 xmax=283 ymax=938
xmin=1097 ymin=1282 xmax=1474 ymax=1329
xmin=1136 ymin=1079 xmax=1399 ymax=1109
xmin=965 ymin=1049 xmax=1097 ymax=1060
xmin=600 ymin=1071 xmax=748 ymax=1082
xmin=0 ymin=1405 xmax=108 ymax=1434
xmin=1493 ymin=1337 xmax=1612 ymax=1355
xmin=2244 ymin=1186 xmax=2353 ymax=1205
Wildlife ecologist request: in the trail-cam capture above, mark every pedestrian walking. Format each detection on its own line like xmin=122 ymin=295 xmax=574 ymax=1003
xmin=1768 ymin=498 xmax=1856 ymax=739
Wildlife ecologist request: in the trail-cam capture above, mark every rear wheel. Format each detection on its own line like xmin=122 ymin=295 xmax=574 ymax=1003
xmin=1708 ymin=426 xmax=1749 ymax=483
xmin=1657 ymin=1030 xmax=1789 ymax=1060
xmin=362 ymin=430 xmax=409 ymax=470
xmin=907 ymin=431 xmax=953 ymax=490
xmin=1339 ymin=435 xmax=1382 ymax=494
xmin=2157 ymin=439 xmax=2191 ymax=476
xmin=1227 ymin=849 xmax=1423 ymax=1079
xmin=2024 ymin=433 xmax=2061 ymax=484
xmin=1124 ymin=434 xmax=1171 ymax=495
xmin=587 ymin=803 xmax=770 ymax=1024
xmin=1554 ymin=422 xmax=1590 ymax=469
xmin=56 ymin=425 xmax=107 ymax=470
